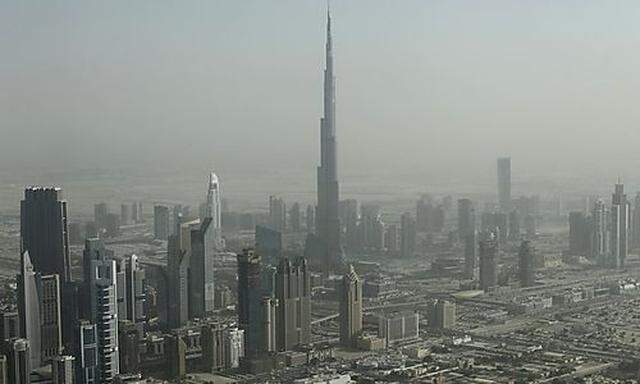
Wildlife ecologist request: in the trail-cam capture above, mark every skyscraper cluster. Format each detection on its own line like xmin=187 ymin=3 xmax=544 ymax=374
xmin=567 ymin=181 xmax=631 ymax=268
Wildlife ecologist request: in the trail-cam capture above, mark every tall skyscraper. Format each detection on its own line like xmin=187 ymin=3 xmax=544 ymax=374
xmin=632 ymin=192 xmax=640 ymax=250
xmin=115 ymin=254 xmax=146 ymax=324
xmin=20 ymin=187 xmax=70 ymax=282
xmin=518 ymin=240 xmax=535 ymax=287
xmin=204 ymin=172 xmax=223 ymax=254
xmin=153 ymin=205 xmax=170 ymax=241
xmin=458 ymin=199 xmax=477 ymax=279
xmin=591 ymin=198 xmax=609 ymax=265
xmin=167 ymin=220 xmax=198 ymax=328
xmin=497 ymin=157 xmax=511 ymax=212
xmin=339 ymin=265 xmax=362 ymax=347
xmin=268 ymin=196 xmax=286 ymax=233
xmin=189 ymin=218 xmax=215 ymax=319
xmin=610 ymin=181 xmax=630 ymax=268
xmin=289 ymin=202 xmax=301 ymax=233
xmin=237 ymin=249 xmax=276 ymax=358
xmin=255 ymin=225 xmax=282 ymax=266
xmin=17 ymin=251 xmax=41 ymax=369
xmin=400 ymin=213 xmax=416 ymax=258
xmin=479 ymin=231 xmax=498 ymax=291
xmin=83 ymin=238 xmax=120 ymax=382
xmin=274 ymin=258 xmax=311 ymax=351
xmin=315 ymin=9 xmax=342 ymax=271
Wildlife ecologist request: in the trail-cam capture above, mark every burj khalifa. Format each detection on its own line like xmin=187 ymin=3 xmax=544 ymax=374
xmin=315 ymin=8 xmax=342 ymax=270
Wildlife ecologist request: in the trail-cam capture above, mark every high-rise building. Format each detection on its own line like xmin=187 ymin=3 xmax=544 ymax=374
xmin=167 ymin=220 xmax=199 ymax=328
xmin=237 ymin=249 xmax=276 ymax=358
xmin=94 ymin=202 xmax=109 ymax=232
xmin=268 ymin=196 xmax=286 ymax=233
xmin=610 ymin=181 xmax=630 ymax=268
xmin=201 ymin=323 xmax=225 ymax=372
xmin=339 ymin=265 xmax=362 ymax=347
xmin=358 ymin=204 xmax=385 ymax=250
xmin=126 ymin=255 xmax=145 ymax=324
xmin=479 ymin=231 xmax=498 ymax=291
xmin=223 ymin=328 xmax=244 ymax=369
xmin=289 ymin=202 xmax=301 ymax=233
xmin=204 ymin=172 xmax=223 ymax=254
xmin=40 ymin=274 xmax=63 ymax=363
xmin=131 ymin=202 xmax=139 ymax=224
xmin=429 ymin=300 xmax=456 ymax=329
xmin=165 ymin=334 xmax=186 ymax=381
xmin=632 ymin=192 xmax=640 ymax=250
xmin=497 ymin=157 xmax=512 ymax=212
xmin=189 ymin=218 xmax=215 ymax=319
xmin=314 ymin=9 xmax=342 ymax=271
xmin=275 ymin=258 xmax=311 ymax=351
xmin=153 ymin=205 xmax=170 ymax=241
xmin=83 ymin=238 xmax=120 ymax=382
xmin=385 ymin=224 xmax=398 ymax=254
xmin=3 ymin=338 xmax=30 ymax=384
xmin=51 ymin=355 xmax=74 ymax=384
xmin=255 ymin=225 xmax=282 ymax=266
xmin=77 ymin=321 xmax=98 ymax=384
xmin=458 ymin=199 xmax=477 ymax=279
xmin=518 ymin=240 xmax=535 ymax=287
xmin=21 ymin=187 xmax=70 ymax=282
xmin=17 ymin=251 xmax=41 ymax=369
xmin=378 ymin=312 xmax=419 ymax=345
xmin=591 ymin=198 xmax=609 ymax=265
xmin=400 ymin=213 xmax=416 ymax=258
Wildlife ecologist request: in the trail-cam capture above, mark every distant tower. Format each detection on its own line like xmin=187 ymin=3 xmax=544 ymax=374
xmin=315 ymin=7 xmax=342 ymax=271
xmin=274 ymin=258 xmax=311 ymax=351
xmin=610 ymin=181 xmax=630 ymax=268
xmin=400 ymin=212 xmax=416 ymax=258
xmin=591 ymin=198 xmax=609 ymax=265
xmin=268 ymin=196 xmax=286 ymax=233
xmin=289 ymin=202 xmax=301 ymax=233
xmin=204 ymin=172 xmax=223 ymax=253
xmin=632 ymin=192 xmax=640 ymax=249
xmin=20 ymin=187 xmax=70 ymax=282
xmin=518 ymin=240 xmax=535 ymax=287
xmin=497 ymin=157 xmax=511 ymax=212
xmin=458 ymin=199 xmax=477 ymax=279
xmin=479 ymin=231 xmax=498 ymax=291
xmin=153 ymin=205 xmax=170 ymax=240
xmin=339 ymin=265 xmax=362 ymax=347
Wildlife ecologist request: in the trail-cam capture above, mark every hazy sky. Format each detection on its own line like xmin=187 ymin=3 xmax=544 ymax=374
xmin=3 ymin=1 xmax=640 ymax=183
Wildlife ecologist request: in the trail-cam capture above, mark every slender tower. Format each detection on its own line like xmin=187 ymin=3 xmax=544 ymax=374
xmin=316 ymin=6 xmax=342 ymax=270
xmin=205 ymin=172 xmax=223 ymax=252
